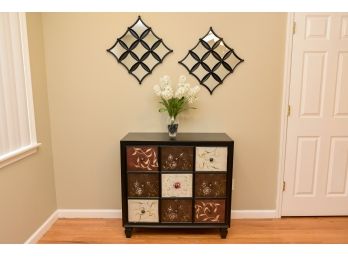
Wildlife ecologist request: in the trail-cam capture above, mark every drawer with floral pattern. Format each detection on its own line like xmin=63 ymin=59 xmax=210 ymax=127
xmin=126 ymin=146 xmax=159 ymax=171
xmin=195 ymin=147 xmax=228 ymax=171
xmin=195 ymin=174 xmax=226 ymax=197
xmin=194 ymin=199 xmax=225 ymax=223
xmin=128 ymin=173 xmax=159 ymax=197
xmin=128 ymin=199 xmax=159 ymax=223
xmin=161 ymin=199 xmax=192 ymax=223
xmin=161 ymin=173 xmax=193 ymax=197
xmin=161 ymin=146 xmax=194 ymax=171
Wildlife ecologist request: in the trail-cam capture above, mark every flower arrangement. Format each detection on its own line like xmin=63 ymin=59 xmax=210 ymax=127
xmin=153 ymin=75 xmax=200 ymax=138
xmin=153 ymin=75 xmax=200 ymax=120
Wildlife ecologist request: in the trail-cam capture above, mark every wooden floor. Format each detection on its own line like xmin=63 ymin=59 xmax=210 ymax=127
xmin=38 ymin=217 xmax=348 ymax=244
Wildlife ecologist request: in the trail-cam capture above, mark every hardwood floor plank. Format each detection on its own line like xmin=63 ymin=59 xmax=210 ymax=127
xmin=38 ymin=217 xmax=348 ymax=244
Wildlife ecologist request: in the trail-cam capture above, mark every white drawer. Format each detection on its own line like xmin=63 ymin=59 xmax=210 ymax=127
xmin=128 ymin=199 xmax=159 ymax=223
xmin=195 ymin=147 xmax=228 ymax=171
xmin=161 ymin=174 xmax=193 ymax=197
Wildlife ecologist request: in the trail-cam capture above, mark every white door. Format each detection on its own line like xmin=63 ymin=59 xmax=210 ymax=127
xmin=282 ymin=13 xmax=348 ymax=216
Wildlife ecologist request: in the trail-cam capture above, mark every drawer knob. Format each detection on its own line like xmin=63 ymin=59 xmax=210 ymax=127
xmin=209 ymin=157 xmax=214 ymax=162
xmin=173 ymin=182 xmax=181 ymax=189
xmin=141 ymin=209 xmax=146 ymax=214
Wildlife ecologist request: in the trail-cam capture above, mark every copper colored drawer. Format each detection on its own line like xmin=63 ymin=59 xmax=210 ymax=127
xmin=128 ymin=173 xmax=159 ymax=197
xmin=126 ymin=146 xmax=159 ymax=171
xmin=161 ymin=146 xmax=194 ymax=171
xmin=195 ymin=174 xmax=226 ymax=197
xmin=161 ymin=199 xmax=192 ymax=222
xmin=194 ymin=199 xmax=225 ymax=223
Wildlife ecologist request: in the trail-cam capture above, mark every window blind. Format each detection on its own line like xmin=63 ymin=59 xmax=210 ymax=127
xmin=0 ymin=13 xmax=38 ymax=166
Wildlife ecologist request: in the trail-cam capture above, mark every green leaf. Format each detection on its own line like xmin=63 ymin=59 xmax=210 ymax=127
xmin=156 ymin=95 xmax=197 ymax=119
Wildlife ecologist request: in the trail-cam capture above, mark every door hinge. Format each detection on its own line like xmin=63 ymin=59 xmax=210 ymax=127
xmin=287 ymin=105 xmax=291 ymax=117
xmin=283 ymin=181 xmax=286 ymax=192
xmin=293 ymin=21 xmax=296 ymax=34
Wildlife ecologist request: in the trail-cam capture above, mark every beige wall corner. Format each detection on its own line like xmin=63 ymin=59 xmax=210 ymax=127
xmin=41 ymin=13 xmax=286 ymax=210
xmin=0 ymin=13 xmax=57 ymax=243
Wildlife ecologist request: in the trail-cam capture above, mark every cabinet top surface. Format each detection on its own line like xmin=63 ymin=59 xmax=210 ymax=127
xmin=121 ymin=133 xmax=233 ymax=143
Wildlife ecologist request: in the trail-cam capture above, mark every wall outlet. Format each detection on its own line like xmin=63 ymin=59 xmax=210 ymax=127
xmin=232 ymin=178 xmax=235 ymax=191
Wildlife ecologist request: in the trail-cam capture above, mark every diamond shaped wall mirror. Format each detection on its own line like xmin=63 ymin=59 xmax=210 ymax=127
xmin=179 ymin=27 xmax=244 ymax=94
xmin=107 ymin=16 xmax=173 ymax=84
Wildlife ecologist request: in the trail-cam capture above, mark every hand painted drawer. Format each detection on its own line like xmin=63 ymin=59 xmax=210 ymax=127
xmin=126 ymin=146 xmax=159 ymax=171
xmin=195 ymin=174 xmax=226 ymax=197
xmin=195 ymin=147 xmax=228 ymax=171
xmin=128 ymin=173 xmax=159 ymax=197
xmin=161 ymin=174 xmax=193 ymax=197
xmin=161 ymin=199 xmax=192 ymax=222
xmin=194 ymin=199 xmax=225 ymax=223
xmin=128 ymin=199 xmax=159 ymax=223
xmin=161 ymin=146 xmax=193 ymax=171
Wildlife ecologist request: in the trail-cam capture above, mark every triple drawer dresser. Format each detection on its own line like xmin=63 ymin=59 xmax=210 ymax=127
xmin=120 ymin=133 xmax=234 ymax=238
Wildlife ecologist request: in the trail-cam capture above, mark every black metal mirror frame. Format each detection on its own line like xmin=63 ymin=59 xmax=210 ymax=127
xmin=107 ymin=16 xmax=173 ymax=84
xmin=179 ymin=27 xmax=244 ymax=95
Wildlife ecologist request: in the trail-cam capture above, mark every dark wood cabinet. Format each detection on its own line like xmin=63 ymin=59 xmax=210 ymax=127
xmin=120 ymin=133 xmax=234 ymax=238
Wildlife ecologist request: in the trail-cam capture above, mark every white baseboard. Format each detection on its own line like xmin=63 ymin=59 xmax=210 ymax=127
xmin=231 ymin=210 xmax=277 ymax=219
xmin=58 ymin=209 xmax=122 ymax=218
xmin=57 ymin=209 xmax=276 ymax=219
xmin=25 ymin=208 xmax=277 ymax=243
xmin=25 ymin=210 xmax=58 ymax=244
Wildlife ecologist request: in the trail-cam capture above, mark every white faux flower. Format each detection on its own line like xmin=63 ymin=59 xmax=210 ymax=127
xmin=153 ymin=84 xmax=161 ymax=96
xmin=195 ymin=85 xmax=201 ymax=95
xmin=154 ymin=75 xmax=200 ymax=107
xmin=175 ymin=84 xmax=189 ymax=98
xmin=187 ymin=85 xmax=200 ymax=103
xmin=179 ymin=75 xmax=186 ymax=83
xmin=161 ymin=87 xmax=173 ymax=100
xmin=160 ymin=75 xmax=170 ymax=87
xmin=177 ymin=75 xmax=187 ymax=88
xmin=188 ymin=85 xmax=200 ymax=96
xmin=187 ymin=96 xmax=194 ymax=104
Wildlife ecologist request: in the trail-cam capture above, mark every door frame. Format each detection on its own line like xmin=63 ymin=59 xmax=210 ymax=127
xmin=275 ymin=12 xmax=295 ymax=218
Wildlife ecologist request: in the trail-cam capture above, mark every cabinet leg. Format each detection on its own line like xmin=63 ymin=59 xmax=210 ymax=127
xmin=125 ymin=227 xmax=133 ymax=238
xmin=220 ymin=228 xmax=228 ymax=239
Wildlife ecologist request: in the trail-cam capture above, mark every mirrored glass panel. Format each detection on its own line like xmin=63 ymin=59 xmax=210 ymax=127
xmin=107 ymin=16 xmax=173 ymax=84
xmin=179 ymin=27 xmax=244 ymax=94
